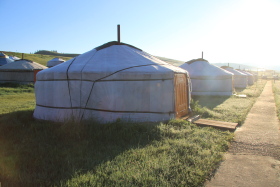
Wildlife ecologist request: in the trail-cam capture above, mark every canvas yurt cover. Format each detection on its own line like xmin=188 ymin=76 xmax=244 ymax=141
xmin=33 ymin=41 xmax=191 ymax=123
xmin=0 ymin=59 xmax=47 ymax=84
xmin=221 ymin=66 xmax=247 ymax=88
xmin=180 ymin=59 xmax=234 ymax=96
xmin=47 ymin=57 xmax=65 ymax=68
xmin=237 ymin=70 xmax=254 ymax=85
xmin=0 ymin=52 xmax=14 ymax=66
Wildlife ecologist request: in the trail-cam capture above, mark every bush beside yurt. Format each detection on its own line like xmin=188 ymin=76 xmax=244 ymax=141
xmin=0 ymin=59 xmax=47 ymax=84
xmin=221 ymin=66 xmax=247 ymax=89
xmin=33 ymin=41 xmax=191 ymax=123
xmin=180 ymin=58 xmax=234 ymax=96
xmin=47 ymin=57 xmax=65 ymax=68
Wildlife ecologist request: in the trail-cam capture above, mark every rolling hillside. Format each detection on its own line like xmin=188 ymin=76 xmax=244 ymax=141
xmin=213 ymin=63 xmax=259 ymax=71
xmin=2 ymin=50 xmax=185 ymax=67
xmin=3 ymin=51 xmax=73 ymax=66
xmin=3 ymin=50 xmax=268 ymax=72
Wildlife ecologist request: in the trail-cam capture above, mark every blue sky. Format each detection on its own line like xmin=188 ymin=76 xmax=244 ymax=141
xmin=1 ymin=0 xmax=280 ymax=69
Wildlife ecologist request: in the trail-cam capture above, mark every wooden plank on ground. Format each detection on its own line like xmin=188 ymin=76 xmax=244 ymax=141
xmin=193 ymin=118 xmax=238 ymax=131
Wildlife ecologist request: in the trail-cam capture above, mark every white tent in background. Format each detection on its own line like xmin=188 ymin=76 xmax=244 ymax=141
xmin=0 ymin=59 xmax=47 ymax=84
xmin=238 ymin=70 xmax=254 ymax=85
xmin=47 ymin=57 xmax=65 ymax=68
xmin=33 ymin=41 xmax=191 ymax=123
xmin=9 ymin=56 xmax=20 ymax=60
xmin=250 ymin=71 xmax=258 ymax=81
xmin=221 ymin=66 xmax=247 ymax=89
xmin=0 ymin=52 xmax=14 ymax=66
xmin=180 ymin=58 xmax=234 ymax=96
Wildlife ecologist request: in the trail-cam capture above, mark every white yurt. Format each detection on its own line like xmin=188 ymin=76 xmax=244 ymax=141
xmin=237 ymin=70 xmax=254 ymax=85
xmin=9 ymin=56 xmax=20 ymax=60
xmin=0 ymin=59 xmax=47 ymax=84
xmin=221 ymin=66 xmax=248 ymax=89
xmin=47 ymin=57 xmax=65 ymax=68
xmin=0 ymin=52 xmax=14 ymax=66
xmin=250 ymin=71 xmax=258 ymax=81
xmin=33 ymin=41 xmax=191 ymax=123
xmin=180 ymin=58 xmax=234 ymax=96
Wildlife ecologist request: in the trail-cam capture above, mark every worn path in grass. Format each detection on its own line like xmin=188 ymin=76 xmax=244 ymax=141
xmin=206 ymin=80 xmax=280 ymax=187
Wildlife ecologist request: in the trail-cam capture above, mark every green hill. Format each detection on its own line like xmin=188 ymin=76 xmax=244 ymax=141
xmin=3 ymin=50 xmax=185 ymax=67
xmin=3 ymin=51 xmax=73 ymax=66
xmin=34 ymin=50 xmax=79 ymax=58
xmin=156 ymin=56 xmax=184 ymax=66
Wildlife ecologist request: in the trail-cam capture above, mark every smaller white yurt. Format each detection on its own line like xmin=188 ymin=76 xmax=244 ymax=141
xmin=250 ymin=72 xmax=258 ymax=81
xmin=47 ymin=58 xmax=65 ymax=68
xmin=0 ymin=52 xmax=14 ymax=66
xmin=9 ymin=56 xmax=20 ymax=60
xmin=237 ymin=70 xmax=254 ymax=85
xmin=180 ymin=58 xmax=234 ymax=96
xmin=221 ymin=66 xmax=247 ymax=89
xmin=0 ymin=59 xmax=47 ymax=84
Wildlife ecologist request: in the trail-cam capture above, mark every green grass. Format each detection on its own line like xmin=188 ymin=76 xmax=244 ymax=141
xmin=0 ymin=83 xmax=235 ymax=186
xmin=0 ymin=115 xmax=233 ymax=187
xmin=192 ymin=79 xmax=267 ymax=125
xmin=272 ymin=80 xmax=280 ymax=119
xmin=0 ymin=80 xmax=266 ymax=186
xmin=0 ymin=83 xmax=35 ymax=114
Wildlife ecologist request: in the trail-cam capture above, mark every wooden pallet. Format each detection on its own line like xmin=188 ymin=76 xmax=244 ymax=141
xmin=193 ymin=118 xmax=238 ymax=131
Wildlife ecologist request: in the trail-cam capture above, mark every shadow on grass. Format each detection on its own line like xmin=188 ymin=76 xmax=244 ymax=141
xmin=192 ymin=95 xmax=230 ymax=110
xmin=0 ymin=110 xmax=161 ymax=187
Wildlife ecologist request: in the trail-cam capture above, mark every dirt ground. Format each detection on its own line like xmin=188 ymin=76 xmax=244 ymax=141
xmin=206 ymin=81 xmax=280 ymax=187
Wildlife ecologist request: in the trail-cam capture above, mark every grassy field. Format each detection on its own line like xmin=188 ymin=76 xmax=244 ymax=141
xmin=192 ymin=79 xmax=266 ymax=125
xmin=0 ymin=80 xmax=266 ymax=186
xmin=272 ymin=80 xmax=280 ymax=119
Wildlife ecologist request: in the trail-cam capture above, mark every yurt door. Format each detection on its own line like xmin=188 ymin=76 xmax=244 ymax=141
xmin=174 ymin=74 xmax=188 ymax=118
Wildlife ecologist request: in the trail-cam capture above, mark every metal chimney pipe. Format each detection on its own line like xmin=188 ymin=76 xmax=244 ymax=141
xmin=117 ymin=25 xmax=120 ymax=44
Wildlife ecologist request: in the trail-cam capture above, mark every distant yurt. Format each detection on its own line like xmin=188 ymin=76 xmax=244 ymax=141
xmin=0 ymin=59 xmax=47 ymax=84
xmin=250 ymin=72 xmax=258 ymax=81
xmin=0 ymin=52 xmax=14 ymax=66
xmin=9 ymin=56 xmax=20 ymax=60
xmin=238 ymin=70 xmax=254 ymax=85
xmin=221 ymin=66 xmax=247 ymax=89
xmin=33 ymin=41 xmax=191 ymax=123
xmin=180 ymin=58 xmax=234 ymax=96
xmin=47 ymin=57 xmax=65 ymax=68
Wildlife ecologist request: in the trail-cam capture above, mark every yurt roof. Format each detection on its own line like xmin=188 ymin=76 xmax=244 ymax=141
xmin=180 ymin=58 xmax=233 ymax=78
xmin=237 ymin=69 xmax=253 ymax=76
xmin=0 ymin=59 xmax=47 ymax=71
xmin=0 ymin=57 xmax=14 ymax=66
xmin=0 ymin=52 xmax=8 ymax=58
xmin=38 ymin=41 xmax=188 ymax=81
xmin=221 ymin=66 xmax=247 ymax=76
xmin=0 ymin=52 xmax=14 ymax=65
xmin=48 ymin=57 xmax=65 ymax=62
